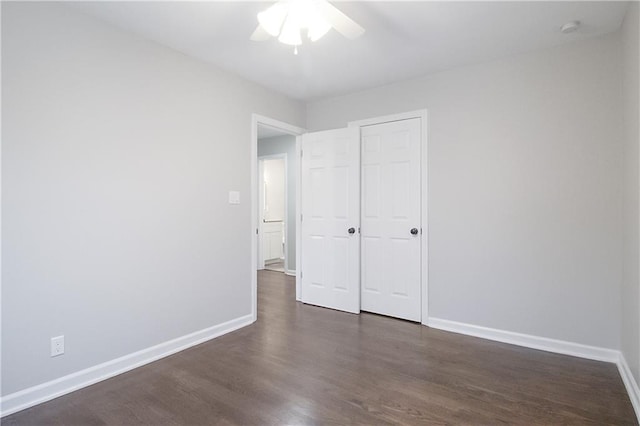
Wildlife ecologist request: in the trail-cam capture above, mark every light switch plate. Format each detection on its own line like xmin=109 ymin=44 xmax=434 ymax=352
xmin=228 ymin=191 xmax=240 ymax=204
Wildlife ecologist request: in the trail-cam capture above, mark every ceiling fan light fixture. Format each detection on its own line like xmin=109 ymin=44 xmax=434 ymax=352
xmin=307 ymin=15 xmax=331 ymax=42
xmin=259 ymin=0 xmax=330 ymax=45
xmin=251 ymin=0 xmax=364 ymax=51
xmin=278 ymin=15 xmax=302 ymax=46
xmin=257 ymin=3 xmax=287 ymax=37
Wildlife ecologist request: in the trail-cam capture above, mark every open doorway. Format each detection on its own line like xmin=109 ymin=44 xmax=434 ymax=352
xmin=251 ymin=115 xmax=305 ymax=321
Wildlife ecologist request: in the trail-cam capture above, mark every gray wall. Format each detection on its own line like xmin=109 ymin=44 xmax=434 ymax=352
xmin=622 ymin=2 xmax=640 ymax=382
xmin=258 ymin=134 xmax=297 ymax=271
xmin=1 ymin=2 xmax=304 ymax=396
xmin=307 ymin=34 xmax=623 ymax=350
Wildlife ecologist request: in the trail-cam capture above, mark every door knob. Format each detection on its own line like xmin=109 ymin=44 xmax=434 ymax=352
xmin=348 ymin=227 xmax=356 ymax=234
xmin=410 ymin=228 xmax=419 ymax=235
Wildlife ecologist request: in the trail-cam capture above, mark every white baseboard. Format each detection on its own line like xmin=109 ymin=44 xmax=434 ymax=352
xmin=428 ymin=317 xmax=619 ymax=363
xmin=0 ymin=314 xmax=254 ymax=418
xmin=285 ymin=269 xmax=296 ymax=276
xmin=429 ymin=317 xmax=639 ymax=423
xmin=4 ymin=314 xmax=637 ymax=422
xmin=617 ymin=353 xmax=640 ymax=420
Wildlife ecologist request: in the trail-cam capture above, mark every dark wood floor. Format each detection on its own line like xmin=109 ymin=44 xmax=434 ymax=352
xmin=5 ymin=270 xmax=636 ymax=425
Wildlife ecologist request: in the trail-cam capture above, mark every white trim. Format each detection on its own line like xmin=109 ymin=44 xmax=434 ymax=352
xmin=285 ymin=269 xmax=296 ymax=277
xmin=428 ymin=317 xmax=619 ymax=363
xmin=257 ymin=158 xmax=266 ymax=270
xmin=618 ymin=353 xmax=640 ymax=421
xmin=430 ymin=317 xmax=640 ymax=422
xmin=295 ymin=135 xmax=302 ymax=301
xmin=251 ymin=114 xmax=305 ymax=315
xmin=348 ymin=109 xmax=429 ymax=324
xmin=0 ymin=314 xmax=253 ymax=418
xmin=251 ymin=115 xmax=258 ymax=322
xmin=420 ymin=112 xmax=429 ymax=326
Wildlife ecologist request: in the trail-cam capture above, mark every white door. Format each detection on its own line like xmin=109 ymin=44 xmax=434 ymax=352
xmin=360 ymin=118 xmax=422 ymax=321
xmin=300 ymin=127 xmax=360 ymax=313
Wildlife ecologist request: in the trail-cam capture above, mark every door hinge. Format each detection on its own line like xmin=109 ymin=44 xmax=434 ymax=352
xmin=301 ymin=271 xmax=303 ymax=279
xmin=358 ymin=227 xmax=361 ymax=234
xmin=421 ymin=228 xmax=423 ymax=234
xmin=256 ymin=228 xmax=259 ymax=235
xmin=301 ymin=214 xmax=303 ymax=222
xmin=300 ymin=149 xmax=303 ymax=158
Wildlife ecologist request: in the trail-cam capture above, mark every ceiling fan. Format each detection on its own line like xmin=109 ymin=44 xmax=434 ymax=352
xmin=250 ymin=0 xmax=365 ymax=54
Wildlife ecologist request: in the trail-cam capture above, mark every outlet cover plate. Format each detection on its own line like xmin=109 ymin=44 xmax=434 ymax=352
xmin=51 ymin=335 xmax=64 ymax=357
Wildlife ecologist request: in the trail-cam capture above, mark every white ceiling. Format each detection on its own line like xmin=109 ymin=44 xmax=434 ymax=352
xmin=69 ymin=1 xmax=629 ymax=101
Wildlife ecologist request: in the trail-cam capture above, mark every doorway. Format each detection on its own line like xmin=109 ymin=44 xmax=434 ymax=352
xmin=251 ymin=115 xmax=305 ymax=321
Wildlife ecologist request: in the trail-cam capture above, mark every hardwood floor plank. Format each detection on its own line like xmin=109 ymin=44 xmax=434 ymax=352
xmin=4 ymin=270 xmax=636 ymax=425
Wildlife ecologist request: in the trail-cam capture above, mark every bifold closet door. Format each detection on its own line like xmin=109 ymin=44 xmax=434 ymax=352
xmin=360 ymin=118 xmax=422 ymax=322
xmin=300 ymin=127 xmax=360 ymax=314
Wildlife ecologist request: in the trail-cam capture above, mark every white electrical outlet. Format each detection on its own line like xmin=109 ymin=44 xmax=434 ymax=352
xmin=51 ymin=335 xmax=64 ymax=357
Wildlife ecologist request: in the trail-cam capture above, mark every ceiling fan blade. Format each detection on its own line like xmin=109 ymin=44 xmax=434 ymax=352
xmin=250 ymin=25 xmax=271 ymax=42
xmin=317 ymin=1 xmax=365 ymax=40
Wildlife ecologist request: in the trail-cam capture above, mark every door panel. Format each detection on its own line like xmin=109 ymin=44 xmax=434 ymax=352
xmin=301 ymin=127 xmax=360 ymax=313
xmin=361 ymin=118 xmax=421 ymax=321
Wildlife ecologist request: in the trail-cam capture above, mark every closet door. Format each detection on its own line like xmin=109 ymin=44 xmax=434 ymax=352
xmin=300 ymin=127 xmax=360 ymax=313
xmin=360 ymin=118 xmax=422 ymax=321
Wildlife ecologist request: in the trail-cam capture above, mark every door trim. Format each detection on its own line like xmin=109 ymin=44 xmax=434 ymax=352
xmin=257 ymin=158 xmax=265 ymax=270
xmin=251 ymin=114 xmax=305 ymax=322
xmin=348 ymin=109 xmax=429 ymax=325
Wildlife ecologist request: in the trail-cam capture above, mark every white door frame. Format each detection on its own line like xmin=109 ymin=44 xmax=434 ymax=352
xmin=257 ymin=153 xmax=288 ymax=271
xmin=251 ymin=114 xmax=305 ymax=321
xmin=348 ymin=109 xmax=429 ymax=325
